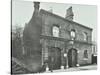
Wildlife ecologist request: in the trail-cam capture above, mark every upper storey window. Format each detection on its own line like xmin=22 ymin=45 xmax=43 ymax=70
xmin=70 ymin=29 xmax=76 ymax=40
xmin=52 ymin=25 xmax=59 ymax=37
xmin=83 ymin=32 xmax=88 ymax=41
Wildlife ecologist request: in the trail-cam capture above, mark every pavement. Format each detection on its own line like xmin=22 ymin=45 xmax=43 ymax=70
xmin=44 ymin=64 xmax=97 ymax=73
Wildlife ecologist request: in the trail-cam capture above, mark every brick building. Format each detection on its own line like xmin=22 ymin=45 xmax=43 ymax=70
xmin=23 ymin=2 xmax=93 ymax=72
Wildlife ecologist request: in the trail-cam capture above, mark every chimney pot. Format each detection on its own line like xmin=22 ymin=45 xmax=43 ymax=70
xmin=65 ymin=6 xmax=74 ymax=21
xmin=34 ymin=2 xmax=40 ymax=10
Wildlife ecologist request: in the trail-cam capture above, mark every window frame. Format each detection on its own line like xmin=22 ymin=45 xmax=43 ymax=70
xmin=52 ymin=25 xmax=60 ymax=37
xmin=83 ymin=50 xmax=88 ymax=60
xmin=83 ymin=32 xmax=88 ymax=41
xmin=70 ymin=29 xmax=76 ymax=40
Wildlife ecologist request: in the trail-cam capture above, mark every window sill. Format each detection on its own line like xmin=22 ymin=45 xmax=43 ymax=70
xmin=83 ymin=58 xmax=88 ymax=60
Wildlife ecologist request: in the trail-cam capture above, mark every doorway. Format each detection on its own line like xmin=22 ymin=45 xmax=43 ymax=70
xmin=48 ymin=47 xmax=61 ymax=70
xmin=68 ymin=48 xmax=77 ymax=67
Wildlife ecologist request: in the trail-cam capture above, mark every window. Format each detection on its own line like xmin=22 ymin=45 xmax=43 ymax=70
xmin=84 ymin=50 xmax=88 ymax=59
xmin=52 ymin=25 xmax=59 ymax=37
xmin=70 ymin=29 xmax=76 ymax=40
xmin=83 ymin=32 xmax=88 ymax=41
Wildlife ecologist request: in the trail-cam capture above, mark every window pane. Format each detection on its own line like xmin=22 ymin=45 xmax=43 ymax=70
xmin=52 ymin=26 xmax=59 ymax=37
xmin=84 ymin=50 xmax=88 ymax=58
xmin=83 ymin=32 xmax=87 ymax=41
xmin=71 ymin=29 xmax=75 ymax=39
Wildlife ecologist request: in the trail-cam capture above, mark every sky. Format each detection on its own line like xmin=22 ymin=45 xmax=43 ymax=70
xmin=12 ymin=0 xmax=97 ymax=42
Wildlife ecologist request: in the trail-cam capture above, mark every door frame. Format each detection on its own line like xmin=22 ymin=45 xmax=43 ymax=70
xmin=48 ymin=47 xmax=61 ymax=70
xmin=68 ymin=48 xmax=78 ymax=67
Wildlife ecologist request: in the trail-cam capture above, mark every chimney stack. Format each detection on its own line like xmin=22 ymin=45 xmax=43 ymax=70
xmin=65 ymin=6 xmax=74 ymax=21
xmin=34 ymin=2 xmax=40 ymax=12
xmin=49 ymin=7 xmax=53 ymax=13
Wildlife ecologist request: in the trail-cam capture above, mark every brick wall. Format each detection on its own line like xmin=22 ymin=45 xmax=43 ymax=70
xmin=40 ymin=10 xmax=92 ymax=65
xmin=40 ymin=11 xmax=92 ymax=43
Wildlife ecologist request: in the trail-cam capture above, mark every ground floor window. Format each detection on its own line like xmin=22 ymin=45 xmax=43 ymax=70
xmin=84 ymin=50 xmax=88 ymax=59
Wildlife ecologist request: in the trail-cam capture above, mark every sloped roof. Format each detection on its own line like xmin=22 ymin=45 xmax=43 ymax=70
xmin=40 ymin=9 xmax=93 ymax=30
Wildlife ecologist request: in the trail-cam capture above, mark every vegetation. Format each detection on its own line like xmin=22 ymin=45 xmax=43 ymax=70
xmin=11 ymin=25 xmax=23 ymax=59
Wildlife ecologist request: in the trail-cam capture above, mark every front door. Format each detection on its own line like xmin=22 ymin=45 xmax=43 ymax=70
xmin=48 ymin=47 xmax=61 ymax=70
xmin=68 ymin=48 xmax=77 ymax=67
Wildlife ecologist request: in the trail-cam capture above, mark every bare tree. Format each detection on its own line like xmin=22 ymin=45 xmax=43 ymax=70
xmin=12 ymin=25 xmax=23 ymax=59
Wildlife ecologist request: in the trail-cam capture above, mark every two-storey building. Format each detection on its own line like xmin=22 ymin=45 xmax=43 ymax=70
xmin=23 ymin=2 xmax=93 ymax=72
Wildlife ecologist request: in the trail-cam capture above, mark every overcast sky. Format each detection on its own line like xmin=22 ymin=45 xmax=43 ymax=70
xmin=12 ymin=0 xmax=97 ymax=42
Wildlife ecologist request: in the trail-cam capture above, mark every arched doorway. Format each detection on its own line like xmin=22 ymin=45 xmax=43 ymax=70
xmin=68 ymin=48 xmax=77 ymax=67
xmin=48 ymin=47 xmax=61 ymax=70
